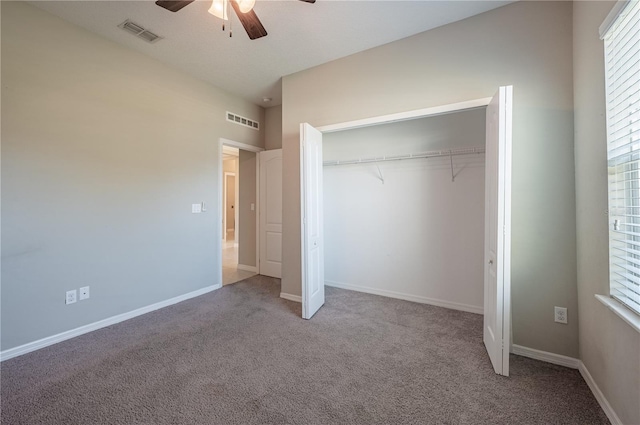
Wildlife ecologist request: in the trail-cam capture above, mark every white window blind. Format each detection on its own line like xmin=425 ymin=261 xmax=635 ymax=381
xmin=605 ymin=0 xmax=640 ymax=315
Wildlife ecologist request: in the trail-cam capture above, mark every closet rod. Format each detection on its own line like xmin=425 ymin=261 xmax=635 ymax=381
xmin=323 ymin=145 xmax=485 ymax=167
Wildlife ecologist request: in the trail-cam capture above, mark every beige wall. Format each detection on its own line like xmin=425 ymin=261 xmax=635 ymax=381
xmin=238 ymin=150 xmax=257 ymax=267
xmin=282 ymin=1 xmax=578 ymax=357
xmin=1 ymin=1 xmax=263 ymax=350
xmin=573 ymin=2 xmax=640 ymax=424
xmin=265 ymin=105 xmax=283 ymax=150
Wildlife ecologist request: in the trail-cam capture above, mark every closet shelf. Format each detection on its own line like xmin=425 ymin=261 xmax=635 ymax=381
xmin=323 ymin=145 xmax=485 ymax=167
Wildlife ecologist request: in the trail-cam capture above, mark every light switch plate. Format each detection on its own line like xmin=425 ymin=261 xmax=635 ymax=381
xmin=192 ymin=204 xmax=202 ymax=213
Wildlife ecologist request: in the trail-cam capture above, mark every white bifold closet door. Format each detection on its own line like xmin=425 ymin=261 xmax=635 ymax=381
xmin=301 ymin=123 xmax=325 ymax=320
xmin=484 ymin=86 xmax=513 ymax=377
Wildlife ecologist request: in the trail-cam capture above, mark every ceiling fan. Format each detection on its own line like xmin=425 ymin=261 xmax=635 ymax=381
xmin=155 ymin=0 xmax=315 ymax=40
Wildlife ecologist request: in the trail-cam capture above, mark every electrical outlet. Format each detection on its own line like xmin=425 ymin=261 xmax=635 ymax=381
xmin=66 ymin=290 xmax=77 ymax=305
xmin=79 ymin=286 xmax=90 ymax=300
xmin=554 ymin=306 xmax=567 ymax=324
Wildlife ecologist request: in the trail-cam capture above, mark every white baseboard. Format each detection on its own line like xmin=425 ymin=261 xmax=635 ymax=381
xmin=579 ymin=361 xmax=622 ymax=425
xmin=237 ymin=264 xmax=258 ymax=273
xmin=511 ymin=344 xmax=580 ymax=369
xmin=0 ymin=283 xmax=222 ymax=362
xmin=325 ymin=280 xmax=483 ymax=314
xmin=511 ymin=345 xmax=621 ymax=423
xmin=280 ymin=292 xmax=302 ymax=303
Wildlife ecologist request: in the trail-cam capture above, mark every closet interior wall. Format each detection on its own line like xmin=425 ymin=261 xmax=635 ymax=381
xmin=323 ymin=108 xmax=487 ymax=313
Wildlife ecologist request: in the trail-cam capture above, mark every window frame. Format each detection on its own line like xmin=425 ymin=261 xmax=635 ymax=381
xmin=602 ymin=0 xmax=640 ymax=320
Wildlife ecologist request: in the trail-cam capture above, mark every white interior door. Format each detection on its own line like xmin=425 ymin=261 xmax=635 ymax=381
xmin=484 ymin=86 xmax=513 ymax=376
xmin=301 ymin=123 xmax=325 ymax=320
xmin=259 ymin=149 xmax=283 ymax=278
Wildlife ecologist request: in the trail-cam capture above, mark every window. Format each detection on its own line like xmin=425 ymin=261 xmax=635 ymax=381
xmin=603 ymin=0 xmax=640 ymax=315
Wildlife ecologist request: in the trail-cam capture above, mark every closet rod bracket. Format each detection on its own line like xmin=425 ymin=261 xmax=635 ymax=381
xmin=375 ymin=163 xmax=385 ymax=184
xmin=450 ymin=151 xmax=455 ymax=183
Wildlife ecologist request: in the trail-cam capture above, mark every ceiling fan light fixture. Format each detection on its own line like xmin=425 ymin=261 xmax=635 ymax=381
xmin=237 ymin=0 xmax=256 ymax=14
xmin=208 ymin=0 xmax=228 ymax=20
xmin=157 ymin=0 xmax=311 ymax=40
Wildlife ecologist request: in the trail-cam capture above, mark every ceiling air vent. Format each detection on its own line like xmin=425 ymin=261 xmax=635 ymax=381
xmin=227 ymin=112 xmax=259 ymax=130
xmin=118 ymin=20 xmax=162 ymax=44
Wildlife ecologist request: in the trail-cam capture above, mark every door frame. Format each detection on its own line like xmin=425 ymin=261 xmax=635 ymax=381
xmin=303 ymin=98 xmax=493 ymax=317
xmin=217 ymin=138 xmax=264 ymax=286
xmin=317 ymin=98 xmax=492 ymax=133
xmin=223 ymin=171 xmax=236 ymax=242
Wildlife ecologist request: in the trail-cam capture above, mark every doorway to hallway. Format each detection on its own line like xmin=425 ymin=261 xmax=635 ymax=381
xmin=220 ymin=141 xmax=261 ymax=286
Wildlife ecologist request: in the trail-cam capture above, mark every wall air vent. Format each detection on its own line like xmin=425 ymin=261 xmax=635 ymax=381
xmin=118 ymin=20 xmax=162 ymax=44
xmin=226 ymin=112 xmax=259 ymax=130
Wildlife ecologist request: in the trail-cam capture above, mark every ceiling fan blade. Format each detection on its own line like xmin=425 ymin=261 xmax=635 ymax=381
xmin=230 ymin=0 xmax=268 ymax=40
xmin=155 ymin=1 xmax=195 ymax=12
xmin=298 ymin=0 xmax=316 ymax=3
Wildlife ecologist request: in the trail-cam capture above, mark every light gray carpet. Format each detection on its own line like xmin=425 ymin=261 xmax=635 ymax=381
xmin=1 ymin=275 xmax=608 ymax=424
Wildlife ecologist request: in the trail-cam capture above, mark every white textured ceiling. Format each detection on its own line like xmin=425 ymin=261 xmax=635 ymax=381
xmin=29 ymin=0 xmax=512 ymax=106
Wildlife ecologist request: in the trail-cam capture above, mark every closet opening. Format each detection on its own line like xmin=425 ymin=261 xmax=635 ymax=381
xmin=322 ymin=107 xmax=487 ymax=315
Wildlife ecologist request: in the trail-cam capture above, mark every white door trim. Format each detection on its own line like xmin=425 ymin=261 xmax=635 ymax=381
xmin=316 ymin=97 xmax=492 ymax=133
xmin=502 ymin=87 xmax=513 ymax=375
xmin=217 ymin=138 xmax=264 ymax=287
xmin=219 ymin=138 xmax=265 ymax=153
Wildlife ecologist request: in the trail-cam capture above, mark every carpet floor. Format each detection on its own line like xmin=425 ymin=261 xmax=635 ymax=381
xmin=1 ymin=275 xmax=608 ymax=424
